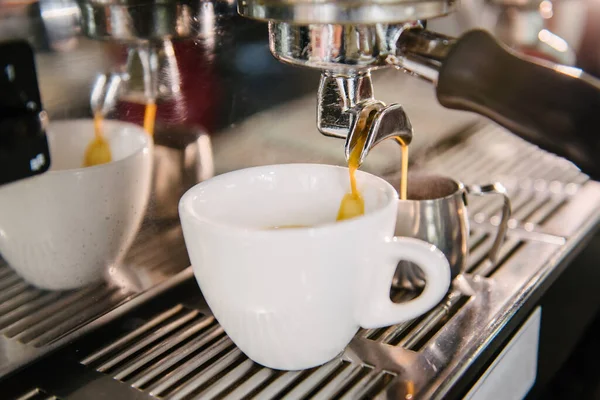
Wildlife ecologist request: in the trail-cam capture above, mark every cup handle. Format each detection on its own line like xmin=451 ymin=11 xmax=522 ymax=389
xmin=466 ymin=183 xmax=512 ymax=264
xmin=358 ymin=237 xmax=451 ymax=329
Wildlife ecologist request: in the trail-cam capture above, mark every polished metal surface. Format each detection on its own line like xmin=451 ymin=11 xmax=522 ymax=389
xmin=78 ymin=0 xmax=213 ymax=42
xmin=484 ymin=1 xmax=576 ymax=64
xmin=89 ymin=39 xmax=185 ymax=115
xmin=268 ymin=22 xmax=449 ymax=159
xmin=79 ymin=302 xmax=397 ymax=399
xmin=393 ymin=27 xmax=453 ymax=80
xmin=126 ymin=43 xmax=160 ymax=102
xmin=354 ymin=102 xmax=413 ymax=163
xmin=13 ymin=388 xmax=56 ymax=400
xmin=393 ymin=175 xmax=511 ymax=290
xmin=238 ymin=0 xmax=456 ymax=24
xmin=466 ymin=182 xmax=511 ymax=262
xmin=121 ymin=39 xmax=183 ymax=103
xmin=90 ymin=73 xmax=124 ymax=116
xmin=272 ymin=23 xmax=451 ymax=163
xmin=268 ymin=22 xmax=450 ymax=78
xmin=316 ymin=71 xmax=413 ymax=164
xmin=0 ymin=0 xmax=81 ymax=52
xmin=317 ymin=72 xmax=376 ymax=139
xmin=4 ymin=123 xmax=599 ymax=399
xmin=39 ymin=0 xmax=82 ymax=52
xmin=269 ymin=23 xmax=410 ymax=71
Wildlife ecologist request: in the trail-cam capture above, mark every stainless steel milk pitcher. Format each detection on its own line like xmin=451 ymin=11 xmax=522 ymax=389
xmin=393 ymin=174 xmax=511 ymax=290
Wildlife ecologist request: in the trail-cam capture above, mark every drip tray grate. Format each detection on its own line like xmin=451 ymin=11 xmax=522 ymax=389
xmin=419 ymin=124 xmax=589 ymax=187
xmin=0 ymin=274 xmax=129 ymax=348
xmin=362 ymin=291 xmax=472 ymax=351
xmin=79 ymin=303 xmax=396 ymax=400
xmin=0 ymin=223 xmax=190 ymax=376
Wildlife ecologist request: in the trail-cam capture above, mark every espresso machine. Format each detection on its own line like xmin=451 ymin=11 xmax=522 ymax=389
xmin=233 ymin=0 xmax=599 ymax=178
xmin=0 ymin=0 xmax=600 ymax=398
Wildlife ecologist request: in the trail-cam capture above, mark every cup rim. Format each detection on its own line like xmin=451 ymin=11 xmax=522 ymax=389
xmin=397 ymin=172 xmax=464 ymax=203
xmin=179 ymin=163 xmax=399 ymax=234
xmin=45 ymin=118 xmax=151 ymax=175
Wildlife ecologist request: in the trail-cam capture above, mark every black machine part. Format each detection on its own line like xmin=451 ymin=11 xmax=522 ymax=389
xmin=436 ymin=30 xmax=600 ymax=180
xmin=0 ymin=40 xmax=51 ymax=186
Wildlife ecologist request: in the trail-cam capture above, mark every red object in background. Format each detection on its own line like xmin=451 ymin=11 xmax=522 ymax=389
xmin=112 ymin=40 xmax=220 ymax=134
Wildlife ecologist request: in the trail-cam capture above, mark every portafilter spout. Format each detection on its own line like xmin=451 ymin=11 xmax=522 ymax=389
xmin=318 ymin=71 xmax=413 ymax=165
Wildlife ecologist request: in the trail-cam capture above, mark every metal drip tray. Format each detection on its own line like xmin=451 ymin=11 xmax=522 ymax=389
xmin=0 ymin=222 xmax=191 ymax=378
xmin=2 ymin=124 xmax=600 ymax=399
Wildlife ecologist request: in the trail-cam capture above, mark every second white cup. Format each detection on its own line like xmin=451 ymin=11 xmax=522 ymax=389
xmin=0 ymin=119 xmax=153 ymax=290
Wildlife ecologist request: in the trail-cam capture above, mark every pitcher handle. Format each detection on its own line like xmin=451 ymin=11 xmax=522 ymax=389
xmin=466 ymin=183 xmax=512 ymax=264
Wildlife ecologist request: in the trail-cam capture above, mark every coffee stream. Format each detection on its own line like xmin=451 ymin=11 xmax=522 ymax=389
xmin=83 ymin=103 xmax=156 ymax=167
xmin=337 ymin=116 xmax=409 ymax=222
xmin=83 ymin=111 xmax=112 ymax=167
xmin=143 ymin=101 xmax=157 ymax=137
xmin=398 ymin=138 xmax=408 ymax=201
xmin=266 ymin=113 xmax=410 ymax=230
xmin=336 ymin=129 xmax=367 ymax=221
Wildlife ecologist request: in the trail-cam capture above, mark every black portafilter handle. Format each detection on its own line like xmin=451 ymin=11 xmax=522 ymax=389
xmin=434 ymin=30 xmax=600 ymax=180
xmin=0 ymin=40 xmax=51 ymax=186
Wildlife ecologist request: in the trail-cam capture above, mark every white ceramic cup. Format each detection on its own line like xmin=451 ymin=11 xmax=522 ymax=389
xmin=179 ymin=163 xmax=451 ymax=371
xmin=0 ymin=119 xmax=152 ymax=290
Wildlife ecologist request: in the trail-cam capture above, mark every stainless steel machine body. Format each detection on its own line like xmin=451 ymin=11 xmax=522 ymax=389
xmin=81 ymin=0 xmax=226 ymax=121
xmin=480 ymin=0 xmax=576 ymax=65
xmin=238 ymin=0 xmax=456 ymax=23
